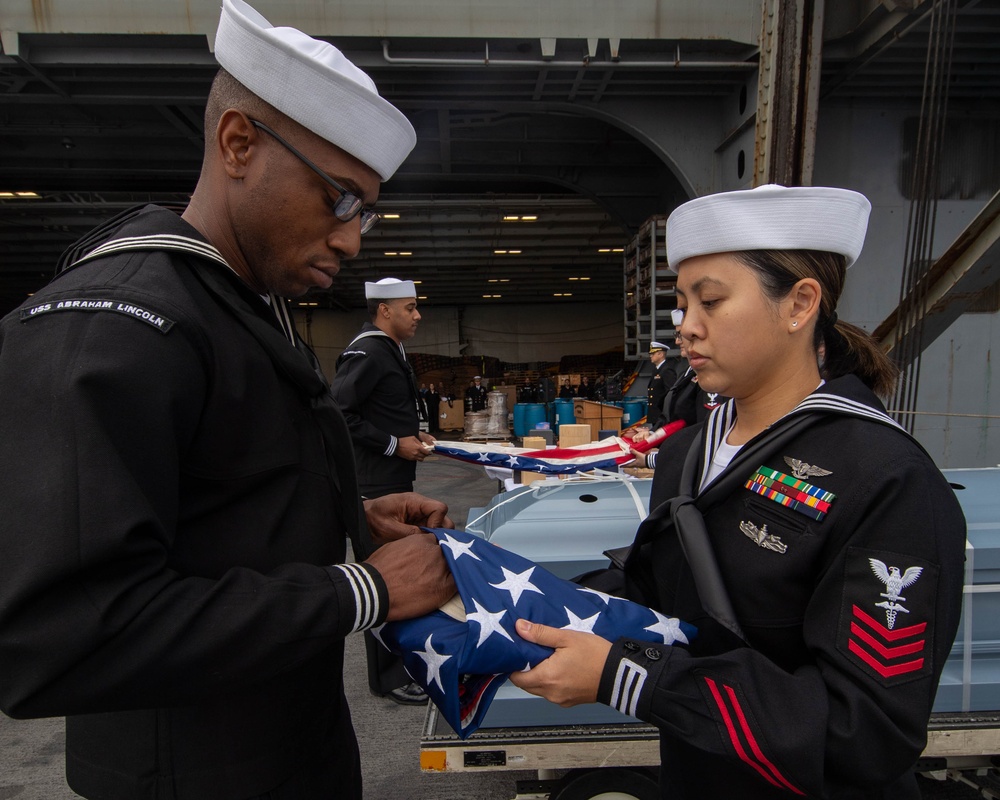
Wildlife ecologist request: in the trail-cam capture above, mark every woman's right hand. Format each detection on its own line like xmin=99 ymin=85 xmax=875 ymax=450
xmin=508 ymin=619 xmax=612 ymax=707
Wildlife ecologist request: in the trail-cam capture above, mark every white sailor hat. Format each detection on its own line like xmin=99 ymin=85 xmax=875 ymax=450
xmin=365 ymin=277 xmax=417 ymax=300
xmin=666 ymin=184 xmax=871 ymax=271
xmin=473 ymin=376 xmax=482 ymax=381
xmin=214 ymin=0 xmax=416 ymax=181
xmin=649 ymin=341 xmax=668 ymax=352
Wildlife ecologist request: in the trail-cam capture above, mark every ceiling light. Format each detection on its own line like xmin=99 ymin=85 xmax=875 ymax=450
xmin=612 ymin=247 xmax=624 ymax=253
xmin=381 ymin=213 xmax=400 ymax=219
xmin=598 ymin=248 xmax=611 ymax=253
xmin=399 ymin=251 xmax=412 ymax=256
xmin=494 ymin=249 xmax=507 ymax=254
xmin=520 ymin=215 xmax=537 ymax=221
xmin=579 ymin=276 xmax=590 ymax=281
xmin=384 ymin=251 xmax=398 ymax=256
xmin=0 ymin=191 xmax=40 ymax=199
xmin=569 ymin=277 xmax=579 ymax=281
xmin=413 ymin=280 xmax=422 ymax=284
xmin=500 ymin=279 xmax=509 ymax=283
xmin=418 ymin=295 xmax=428 ymax=300
xmin=502 ymin=215 xmax=519 ymax=221
xmin=488 ymin=279 xmax=498 ymax=283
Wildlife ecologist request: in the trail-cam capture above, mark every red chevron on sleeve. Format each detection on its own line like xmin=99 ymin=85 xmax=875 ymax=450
xmin=703 ymin=676 xmax=805 ymax=795
xmin=848 ymin=605 xmax=925 ymax=679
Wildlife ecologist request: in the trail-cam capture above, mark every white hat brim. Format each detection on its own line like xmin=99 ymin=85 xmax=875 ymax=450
xmin=215 ymin=0 xmax=416 ymax=181
xmin=666 ymin=185 xmax=871 ymax=271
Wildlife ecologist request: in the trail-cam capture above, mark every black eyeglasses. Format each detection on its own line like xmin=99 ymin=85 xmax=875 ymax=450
xmin=249 ymin=119 xmax=380 ymax=234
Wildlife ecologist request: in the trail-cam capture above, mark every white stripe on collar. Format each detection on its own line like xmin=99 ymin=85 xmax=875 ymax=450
xmin=700 ymin=400 xmax=737 ymax=490
xmin=697 ymin=389 xmax=906 ymax=491
xmin=71 ymin=234 xmax=231 ymax=271
xmin=70 ymin=233 xmax=300 ymax=347
xmin=347 ymin=329 xmax=406 ymax=359
xmin=268 ymin=292 xmax=298 ymax=345
xmin=796 ymin=392 xmax=904 ymax=431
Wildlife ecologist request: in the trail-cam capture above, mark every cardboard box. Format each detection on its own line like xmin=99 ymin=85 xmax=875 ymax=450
xmin=573 ymin=400 xmax=623 ymax=441
xmin=557 ymin=374 xmax=581 ymax=392
xmin=558 ymin=423 xmax=592 ymax=448
xmin=438 ymin=399 xmax=464 ymax=431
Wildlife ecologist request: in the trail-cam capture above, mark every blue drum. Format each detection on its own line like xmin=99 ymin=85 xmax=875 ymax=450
xmin=513 ymin=403 xmax=547 ymax=437
xmin=621 ymin=399 xmax=646 ymax=427
xmin=553 ymin=398 xmax=576 ymax=430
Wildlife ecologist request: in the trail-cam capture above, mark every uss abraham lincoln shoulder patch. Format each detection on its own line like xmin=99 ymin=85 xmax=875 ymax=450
xmin=837 ymin=546 xmax=938 ymax=687
xmin=20 ymin=298 xmax=175 ymax=333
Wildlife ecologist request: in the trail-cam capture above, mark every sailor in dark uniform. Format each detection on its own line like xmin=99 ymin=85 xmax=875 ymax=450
xmin=331 ymin=277 xmax=439 ymax=707
xmin=510 ymin=185 xmax=966 ymax=800
xmin=0 ymin=4 xmax=457 ymax=796
xmin=466 ymin=375 xmax=488 ymax=412
xmin=635 ymin=333 xmax=728 ymax=468
xmin=646 ymin=340 xmax=677 ymax=424
xmin=332 ymin=277 xmax=434 ymax=499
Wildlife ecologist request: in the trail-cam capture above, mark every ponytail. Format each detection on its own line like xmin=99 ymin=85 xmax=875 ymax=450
xmin=735 ymin=250 xmax=899 ymax=399
xmin=822 ymin=319 xmax=898 ymax=399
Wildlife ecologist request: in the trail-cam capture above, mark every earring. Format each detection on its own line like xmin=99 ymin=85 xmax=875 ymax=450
xmin=792 ymin=321 xmax=798 ymax=327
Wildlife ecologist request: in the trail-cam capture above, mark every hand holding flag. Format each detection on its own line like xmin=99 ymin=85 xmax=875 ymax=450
xmin=376 ymin=528 xmax=695 ymax=738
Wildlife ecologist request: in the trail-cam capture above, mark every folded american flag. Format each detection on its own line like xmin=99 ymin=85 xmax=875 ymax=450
xmin=375 ymin=528 xmax=696 ymax=738
xmin=431 ymin=438 xmax=634 ymax=475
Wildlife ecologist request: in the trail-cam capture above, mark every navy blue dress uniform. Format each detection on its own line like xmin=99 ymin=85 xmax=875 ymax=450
xmin=585 ymin=185 xmax=967 ymax=799
xmin=646 ymin=341 xmax=677 ymax=425
xmin=602 ymin=377 xmax=966 ymax=799
xmin=426 ymin=385 xmax=441 ymax=433
xmin=332 ymin=320 xmax=422 ymax=497
xmin=0 ymin=205 xmax=386 ymax=799
xmin=466 ymin=377 xmax=488 ymax=412
xmin=0 ymin=1 xmax=423 ymax=797
xmin=664 ymin=365 xmax=724 ymax=426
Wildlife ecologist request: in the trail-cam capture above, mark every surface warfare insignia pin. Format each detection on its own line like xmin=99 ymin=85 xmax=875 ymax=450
xmin=783 ymin=456 xmax=832 ymax=480
xmin=739 ymin=520 xmax=787 ymax=553
xmin=868 ymin=558 xmax=923 ymax=629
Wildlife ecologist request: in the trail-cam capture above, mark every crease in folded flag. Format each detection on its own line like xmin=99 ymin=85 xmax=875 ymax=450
xmin=375 ymin=528 xmax=696 ymax=738
xmin=431 ymin=438 xmax=635 ymax=475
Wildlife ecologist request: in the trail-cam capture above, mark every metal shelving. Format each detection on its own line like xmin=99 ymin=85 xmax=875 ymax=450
xmin=623 ymin=215 xmax=677 ymax=360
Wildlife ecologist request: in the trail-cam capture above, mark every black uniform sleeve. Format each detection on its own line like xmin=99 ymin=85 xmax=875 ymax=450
xmin=331 ymin=348 xmax=397 ymax=456
xmin=0 ymin=304 xmax=387 ymax=719
xmin=598 ymin=451 xmax=965 ymax=797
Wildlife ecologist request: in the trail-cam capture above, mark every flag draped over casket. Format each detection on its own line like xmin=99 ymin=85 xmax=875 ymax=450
xmin=375 ymin=528 xmax=696 ymax=738
xmin=431 ymin=438 xmax=635 ymax=475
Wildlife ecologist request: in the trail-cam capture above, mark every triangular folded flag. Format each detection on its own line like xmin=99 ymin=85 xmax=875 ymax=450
xmin=376 ymin=528 xmax=696 ymax=738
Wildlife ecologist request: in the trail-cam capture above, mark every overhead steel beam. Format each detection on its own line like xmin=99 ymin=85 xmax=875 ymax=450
xmin=754 ymin=0 xmax=825 ymax=186
xmin=873 ymin=189 xmax=1000 ymax=359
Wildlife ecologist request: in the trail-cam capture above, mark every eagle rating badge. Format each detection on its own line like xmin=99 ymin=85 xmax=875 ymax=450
xmin=839 ymin=548 xmax=936 ymax=685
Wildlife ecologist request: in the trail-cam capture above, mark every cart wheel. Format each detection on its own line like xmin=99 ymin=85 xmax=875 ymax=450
xmin=551 ymin=767 xmax=660 ymax=800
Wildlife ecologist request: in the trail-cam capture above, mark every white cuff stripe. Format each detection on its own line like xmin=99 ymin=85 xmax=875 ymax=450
xmin=332 ymin=563 xmax=381 ymax=631
xmin=385 ymin=435 xmax=398 ymax=457
xmin=610 ymin=658 xmax=648 ymax=718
